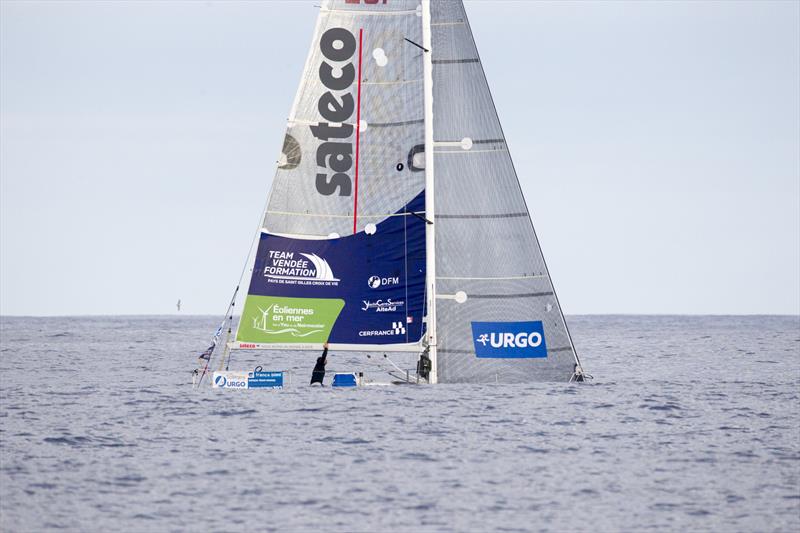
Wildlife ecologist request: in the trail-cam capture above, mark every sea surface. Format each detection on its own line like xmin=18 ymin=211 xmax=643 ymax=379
xmin=1 ymin=315 xmax=798 ymax=532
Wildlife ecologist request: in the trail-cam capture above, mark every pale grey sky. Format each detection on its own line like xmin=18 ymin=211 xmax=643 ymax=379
xmin=1 ymin=0 xmax=798 ymax=316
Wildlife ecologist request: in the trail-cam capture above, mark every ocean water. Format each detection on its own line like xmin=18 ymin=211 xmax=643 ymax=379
xmin=1 ymin=315 xmax=798 ymax=532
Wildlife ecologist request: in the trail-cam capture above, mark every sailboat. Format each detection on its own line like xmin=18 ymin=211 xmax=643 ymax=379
xmin=197 ymin=0 xmax=586 ymax=388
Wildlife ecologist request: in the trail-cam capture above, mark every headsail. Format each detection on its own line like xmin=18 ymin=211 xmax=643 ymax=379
xmin=429 ymin=1 xmax=581 ymax=382
xmin=235 ymin=0 xmax=429 ymax=352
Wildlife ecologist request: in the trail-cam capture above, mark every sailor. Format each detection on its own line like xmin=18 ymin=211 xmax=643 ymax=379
xmin=310 ymin=341 xmax=329 ymax=386
xmin=417 ymin=348 xmax=432 ymax=381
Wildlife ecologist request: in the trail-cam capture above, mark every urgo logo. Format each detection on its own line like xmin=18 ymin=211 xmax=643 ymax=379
xmin=471 ymin=321 xmax=548 ymax=359
xmin=213 ymin=373 xmax=248 ymax=388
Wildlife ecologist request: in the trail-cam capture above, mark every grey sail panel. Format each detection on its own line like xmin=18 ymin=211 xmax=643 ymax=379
xmin=430 ymin=0 xmax=579 ymax=382
xmin=264 ymin=0 xmax=426 ymax=238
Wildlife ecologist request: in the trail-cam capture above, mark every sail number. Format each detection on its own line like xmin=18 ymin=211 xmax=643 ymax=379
xmin=312 ymin=28 xmax=358 ymax=197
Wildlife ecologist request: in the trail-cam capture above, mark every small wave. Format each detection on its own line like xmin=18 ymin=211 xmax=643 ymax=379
xmin=43 ymin=436 xmax=90 ymax=446
xmin=400 ymin=452 xmax=436 ymax=462
xmin=518 ymin=445 xmax=549 ymax=454
xmin=211 ymin=409 xmax=257 ymax=417
xmin=342 ymin=438 xmax=372 ymax=445
xmin=645 ymin=403 xmax=682 ymax=411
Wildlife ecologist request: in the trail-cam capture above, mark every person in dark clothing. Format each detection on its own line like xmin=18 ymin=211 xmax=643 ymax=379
xmin=310 ymin=341 xmax=329 ymax=385
xmin=417 ymin=348 xmax=432 ymax=381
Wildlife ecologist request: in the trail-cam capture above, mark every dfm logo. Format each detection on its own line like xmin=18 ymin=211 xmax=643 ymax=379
xmin=368 ymin=275 xmax=400 ymax=288
xmin=471 ymin=321 xmax=548 ymax=359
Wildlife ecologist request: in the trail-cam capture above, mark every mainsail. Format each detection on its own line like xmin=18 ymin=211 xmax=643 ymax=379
xmin=429 ymin=1 xmax=581 ymax=382
xmin=235 ymin=0 xmax=429 ymax=352
xmin=226 ymin=0 xmax=583 ymax=383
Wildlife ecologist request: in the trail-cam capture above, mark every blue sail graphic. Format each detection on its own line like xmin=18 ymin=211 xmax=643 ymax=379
xmin=241 ymin=192 xmax=426 ymax=345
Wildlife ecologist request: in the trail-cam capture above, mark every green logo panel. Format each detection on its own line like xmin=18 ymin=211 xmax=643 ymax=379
xmin=237 ymin=295 xmax=344 ymax=344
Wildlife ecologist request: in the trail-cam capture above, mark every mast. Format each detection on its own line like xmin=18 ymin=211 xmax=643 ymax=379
xmin=421 ymin=0 xmax=438 ymax=384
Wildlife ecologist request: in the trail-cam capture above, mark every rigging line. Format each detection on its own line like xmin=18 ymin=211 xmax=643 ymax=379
xmin=353 ymin=27 xmax=364 ymax=236
xmin=197 ymin=285 xmax=238 ymax=387
xmin=408 ymin=210 xmax=433 ymax=224
xmin=199 ymin=139 xmax=276 ymax=385
xmin=404 ymin=37 xmax=429 ymax=53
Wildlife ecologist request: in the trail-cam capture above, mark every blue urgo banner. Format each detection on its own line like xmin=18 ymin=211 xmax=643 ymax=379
xmin=471 ymin=321 xmax=548 ymax=358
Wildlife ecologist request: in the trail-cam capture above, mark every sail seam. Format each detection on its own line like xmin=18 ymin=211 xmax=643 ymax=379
xmin=439 ymin=346 xmax=572 ymax=354
xmin=371 ymin=118 xmax=425 ymax=127
xmin=288 ymin=118 xmax=424 ymax=128
xmin=362 ymin=79 xmax=422 ymax=86
xmin=436 ymin=213 xmax=528 ymax=219
xmin=435 ymin=138 xmax=505 ymax=144
xmin=437 ymin=275 xmax=549 ymax=280
xmin=434 ymin=148 xmax=506 ymax=154
xmin=432 ymin=58 xmax=479 ymax=64
xmin=266 ymin=210 xmax=424 ymax=219
xmin=469 ymin=292 xmax=554 ymax=299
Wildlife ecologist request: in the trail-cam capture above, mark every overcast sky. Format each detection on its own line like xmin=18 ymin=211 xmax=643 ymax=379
xmin=1 ymin=0 xmax=798 ymax=316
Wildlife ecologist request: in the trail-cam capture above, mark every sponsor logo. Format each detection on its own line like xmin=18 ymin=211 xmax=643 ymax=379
xmin=263 ymin=250 xmax=339 ymax=286
xmin=367 ymin=275 xmax=400 ymax=289
xmin=361 ymin=299 xmax=405 ymax=312
xmin=239 ymin=343 xmax=257 ymax=349
xmin=312 ymin=27 xmax=357 ymax=197
xmin=248 ymin=371 xmax=284 ymax=389
xmin=471 ymin=321 xmax=548 ymax=359
xmin=237 ymin=295 xmax=344 ymax=345
xmin=251 ymin=303 xmax=325 ymax=338
xmin=358 ymin=321 xmax=406 ymax=337
xmin=213 ymin=372 xmax=248 ymax=389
